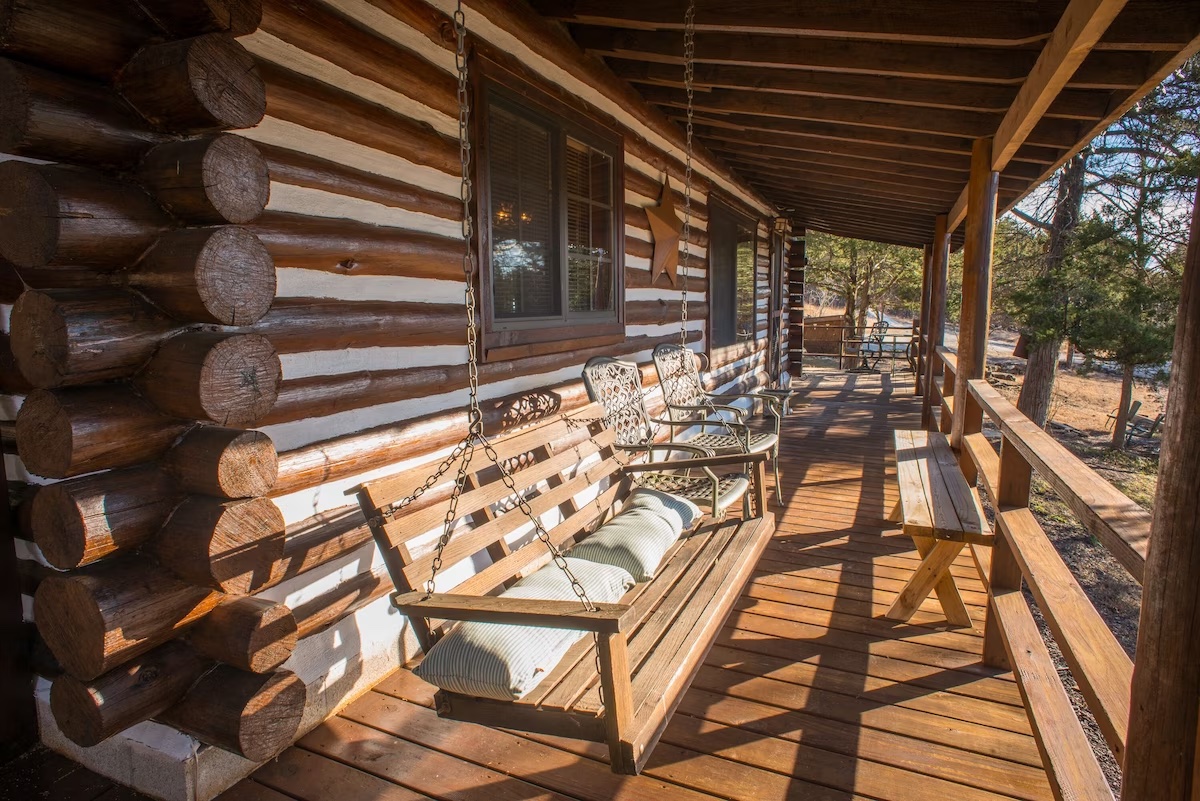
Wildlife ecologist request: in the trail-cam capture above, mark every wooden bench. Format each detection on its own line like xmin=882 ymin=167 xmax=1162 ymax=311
xmin=353 ymin=402 xmax=775 ymax=774
xmin=888 ymin=429 xmax=993 ymax=627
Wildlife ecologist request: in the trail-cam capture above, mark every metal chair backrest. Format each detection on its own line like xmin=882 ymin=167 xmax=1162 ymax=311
xmin=582 ymin=356 xmax=655 ymax=447
xmin=652 ymin=343 xmax=710 ymax=423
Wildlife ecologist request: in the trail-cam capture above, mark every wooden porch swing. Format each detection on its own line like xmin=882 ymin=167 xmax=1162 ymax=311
xmin=352 ymin=0 xmax=775 ymax=775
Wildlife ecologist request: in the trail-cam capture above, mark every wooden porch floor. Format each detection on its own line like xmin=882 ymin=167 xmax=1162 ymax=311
xmin=223 ymin=372 xmax=1052 ymax=801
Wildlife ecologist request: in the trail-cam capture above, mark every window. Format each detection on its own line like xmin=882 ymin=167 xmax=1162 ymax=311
xmin=709 ymin=202 xmax=758 ymax=350
xmin=476 ymin=60 xmax=624 ymax=360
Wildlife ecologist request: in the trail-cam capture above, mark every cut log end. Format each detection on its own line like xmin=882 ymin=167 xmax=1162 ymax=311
xmin=15 ymin=389 xmax=74 ymax=479
xmin=0 ymin=160 xmax=59 ymax=268
xmin=194 ymin=227 xmax=275 ymax=325
xmin=34 ymin=575 xmax=108 ymax=681
xmin=9 ymin=289 xmax=68 ymax=387
xmin=119 ymin=33 xmax=266 ymax=133
xmin=138 ymin=134 xmax=269 ymax=225
xmin=161 ymin=666 xmax=305 ymax=761
xmin=156 ymin=495 xmax=285 ymax=594
xmin=139 ymin=332 xmax=281 ymax=425
xmin=167 ymin=427 xmax=278 ymax=498
xmin=188 ymin=596 xmax=296 ymax=673
xmin=133 ymin=226 xmax=274 ymax=326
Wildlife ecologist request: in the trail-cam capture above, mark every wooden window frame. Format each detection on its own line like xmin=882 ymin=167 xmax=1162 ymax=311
xmin=472 ymin=54 xmax=626 ymax=362
xmin=706 ymin=197 xmax=760 ymax=367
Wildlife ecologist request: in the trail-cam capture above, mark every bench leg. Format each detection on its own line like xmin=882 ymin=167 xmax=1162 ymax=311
xmin=886 ymin=537 xmax=973 ymax=628
xmin=887 ymin=498 xmax=903 ymax=524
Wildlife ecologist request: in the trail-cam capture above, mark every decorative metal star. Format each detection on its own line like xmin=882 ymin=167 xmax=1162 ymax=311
xmin=647 ymin=177 xmax=684 ymax=286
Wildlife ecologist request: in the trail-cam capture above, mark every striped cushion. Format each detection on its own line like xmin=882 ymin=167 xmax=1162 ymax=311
xmin=624 ymin=487 xmax=703 ymax=531
xmin=568 ymin=509 xmax=675 ymax=581
xmin=413 ymin=558 xmax=634 ymax=701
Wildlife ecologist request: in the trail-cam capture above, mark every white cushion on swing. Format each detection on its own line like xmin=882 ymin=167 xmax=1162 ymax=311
xmin=413 ymin=557 xmax=635 ymax=702
xmin=567 ymin=489 xmax=701 ymax=581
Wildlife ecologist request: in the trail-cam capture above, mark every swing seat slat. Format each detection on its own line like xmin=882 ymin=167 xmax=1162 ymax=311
xmin=353 ymin=401 xmax=775 ymax=774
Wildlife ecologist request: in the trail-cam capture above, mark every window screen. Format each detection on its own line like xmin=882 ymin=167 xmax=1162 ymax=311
xmin=489 ymin=104 xmax=557 ymax=319
xmin=565 ymin=138 xmax=614 ymax=313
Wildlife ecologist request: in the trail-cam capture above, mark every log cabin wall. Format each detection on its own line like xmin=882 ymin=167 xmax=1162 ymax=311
xmin=0 ymin=1 xmax=778 ymax=798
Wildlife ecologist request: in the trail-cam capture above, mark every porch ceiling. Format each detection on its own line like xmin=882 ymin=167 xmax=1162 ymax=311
xmin=533 ymin=0 xmax=1200 ymax=247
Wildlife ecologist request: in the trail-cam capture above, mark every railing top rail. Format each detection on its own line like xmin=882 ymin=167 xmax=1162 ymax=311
xmin=967 ymin=379 xmax=1149 ymax=583
xmin=936 ymin=347 xmax=957 ymax=373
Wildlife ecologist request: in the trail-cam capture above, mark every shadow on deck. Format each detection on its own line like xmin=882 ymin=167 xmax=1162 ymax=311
xmin=224 ymin=371 xmax=1051 ymax=801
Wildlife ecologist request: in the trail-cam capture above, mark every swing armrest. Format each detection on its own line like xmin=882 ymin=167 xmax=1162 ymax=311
xmin=621 ymin=450 xmax=770 ymax=473
xmin=617 ymin=442 xmax=715 ymax=461
xmin=392 ymin=592 xmax=631 ymax=633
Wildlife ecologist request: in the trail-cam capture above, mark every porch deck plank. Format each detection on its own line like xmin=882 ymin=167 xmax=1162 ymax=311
xmin=222 ymin=372 xmax=1053 ymax=801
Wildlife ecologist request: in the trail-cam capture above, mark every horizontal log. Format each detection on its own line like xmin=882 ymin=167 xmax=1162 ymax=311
xmin=136 ymin=332 xmax=281 ymax=425
xmin=9 ymin=289 xmax=178 ymax=388
xmin=626 ymin=299 xmax=709 ymax=326
xmin=263 ymin=331 xmax=699 ymax=425
xmin=15 ymin=387 xmax=191 ymax=479
xmin=186 ymin=595 xmax=296 ymax=673
xmin=259 ymin=143 xmax=460 ymax=222
xmin=31 ymin=465 xmax=182 ymax=570
xmin=136 ymin=134 xmax=270 ymax=225
xmin=259 ymin=0 xmax=456 ymax=118
xmin=257 ymin=60 xmax=458 ymax=177
xmin=625 ymin=204 xmax=707 ymax=248
xmin=247 ymin=211 xmax=461 ymax=279
xmin=159 ymin=665 xmax=304 ymax=761
xmin=271 ymin=507 xmax=372 ymax=584
xmin=255 ymin=297 xmax=462 ymax=353
xmin=0 ymin=0 xmax=157 ymax=80
xmin=0 ymin=57 xmax=166 ymax=167
xmin=155 ymin=495 xmax=286 ymax=594
xmin=133 ymin=226 xmax=276 ymax=326
xmin=118 ymin=33 xmax=266 ymax=133
xmin=50 ymin=641 xmax=207 ymax=747
xmin=271 ymin=378 xmax=594 ymax=496
xmin=164 ymin=426 xmax=278 ymax=499
xmin=136 ymin=0 xmax=262 ymax=37
xmin=34 ymin=555 xmax=223 ymax=680
xmin=0 ymin=161 xmax=171 ymax=269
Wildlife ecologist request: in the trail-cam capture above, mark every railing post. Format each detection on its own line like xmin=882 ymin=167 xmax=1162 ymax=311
xmin=939 ymin=359 xmax=955 ymax=435
xmin=951 ymin=138 xmax=999 ymax=451
xmin=916 ymin=243 xmax=933 ymax=397
xmin=982 ymin=428 xmax=1033 ymax=668
xmin=1122 ymin=186 xmax=1200 ymax=801
xmin=921 ymin=214 xmax=950 ymax=431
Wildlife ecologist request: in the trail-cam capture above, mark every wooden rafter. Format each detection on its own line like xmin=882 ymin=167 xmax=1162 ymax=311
xmin=573 ymin=27 xmax=1150 ymax=87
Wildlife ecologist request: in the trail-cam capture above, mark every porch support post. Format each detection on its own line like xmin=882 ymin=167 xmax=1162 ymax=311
xmin=950 ymin=137 xmax=998 ymax=462
xmin=921 ymin=214 xmax=950 ymax=431
xmin=787 ymin=224 xmax=807 ymax=374
xmin=1121 ymin=187 xmax=1200 ymax=801
xmin=916 ymin=243 xmax=934 ymax=396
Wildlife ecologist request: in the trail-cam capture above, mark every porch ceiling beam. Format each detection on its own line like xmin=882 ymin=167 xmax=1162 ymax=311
xmin=537 ymin=0 xmax=1069 ymax=46
xmin=690 ymin=125 xmax=1049 ymax=180
xmin=761 ymin=191 xmax=949 ymax=224
xmin=996 ymin=30 xmax=1200 ymax=221
xmin=643 ymin=85 xmax=1088 ymax=149
xmin=613 ymin=60 xmax=1114 ymax=120
xmin=785 ymin=217 xmax=929 ymax=248
xmin=541 ymin=1 xmax=1198 ymax=50
xmin=708 ymin=146 xmax=974 ymax=188
xmin=742 ymin=171 xmax=960 ymax=207
xmin=767 ymin=202 xmax=941 ymax=234
xmin=571 ymin=27 xmax=1150 ymax=88
xmin=722 ymin=157 xmax=981 ymax=201
xmin=947 ymin=0 xmax=1132 ymax=230
xmin=676 ymin=113 xmax=1066 ymax=165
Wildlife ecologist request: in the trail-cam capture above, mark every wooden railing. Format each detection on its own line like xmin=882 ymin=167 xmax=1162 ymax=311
xmin=931 ymin=349 xmax=1149 ymax=801
xmin=803 ymin=324 xmax=917 ymax=372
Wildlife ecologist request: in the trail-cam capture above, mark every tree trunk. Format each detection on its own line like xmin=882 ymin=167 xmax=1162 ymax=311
xmin=1018 ymin=337 xmax=1062 ymax=427
xmin=1065 ymin=340 xmax=1075 ymax=367
xmin=1112 ymin=363 xmax=1135 ymax=450
xmin=1017 ymin=152 xmax=1088 ymax=426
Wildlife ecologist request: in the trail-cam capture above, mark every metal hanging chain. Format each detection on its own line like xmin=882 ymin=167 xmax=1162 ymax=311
xmin=414 ymin=1 xmax=597 ymax=623
xmin=679 ymin=0 xmax=696 ymax=348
